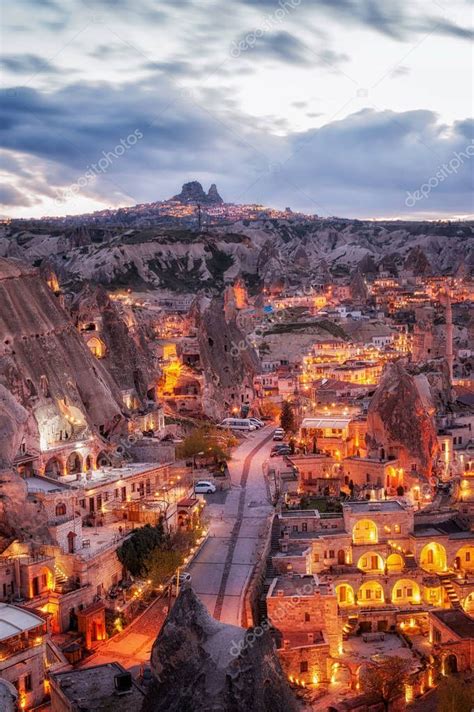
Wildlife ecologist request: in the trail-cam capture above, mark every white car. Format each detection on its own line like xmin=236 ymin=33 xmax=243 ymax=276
xmin=248 ymin=418 xmax=264 ymax=428
xmin=194 ymin=480 xmax=217 ymax=494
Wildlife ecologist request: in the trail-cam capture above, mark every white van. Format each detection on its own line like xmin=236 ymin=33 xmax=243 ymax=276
xmin=218 ymin=418 xmax=257 ymax=432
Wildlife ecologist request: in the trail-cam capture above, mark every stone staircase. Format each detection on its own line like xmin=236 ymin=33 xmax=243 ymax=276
xmin=439 ymin=573 xmax=462 ymax=609
xmin=342 ymin=615 xmax=358 ymax=639
xmin=54 ymin=564 xmax=69 ymax=593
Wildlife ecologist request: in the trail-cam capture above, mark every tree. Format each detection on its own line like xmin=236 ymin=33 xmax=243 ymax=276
xmin=177 ymin=426 xmax=235 ymax=462
xmin=260 ymin=399 xmax=279 ymax=420
xmin=360 ymin=656 xmax=409 ymax=711
xmin=117 ymin=522 xmax=168 ymax=577
xmin=280 ymin=400 xmax=296 ymax=433
xmin=437 ymin=676 xmax=474 ymax=712
xmin=145 ymin=548 xmax=183 ymax=587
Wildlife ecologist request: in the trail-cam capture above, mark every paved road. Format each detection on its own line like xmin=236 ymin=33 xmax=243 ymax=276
xmin=188 ymin=426 xmax=274 ymax=626
xmin=80 ymin=427 xmax=274 ymax=671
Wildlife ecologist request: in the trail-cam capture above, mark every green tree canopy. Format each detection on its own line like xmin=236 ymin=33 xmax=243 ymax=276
xmin=280 ymin=400 xmax=296 ymax=433
xmin=177 ymin=426 xmax=236 ymax=461
xmin=116 ymin=523 xmax=168 ymax=577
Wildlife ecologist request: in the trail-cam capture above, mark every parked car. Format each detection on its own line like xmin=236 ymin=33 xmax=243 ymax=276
xmin=217 ymin=418 xmax=257 ymax=431
xmin=270 ymin=446 xmax=291 ymax=457
xmin=194 ymin=480 xmax=217 ymax=494
xmin=248 ymin=417 xmax=264 ymax=429
xmin=273 ymin=430 xmax=285 ymax=441
xmin=171 ymin=571 xmax=192 ymax=595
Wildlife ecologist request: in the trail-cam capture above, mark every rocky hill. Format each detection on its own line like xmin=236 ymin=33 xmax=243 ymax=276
xmin=1 ymin=184 xmax=473 ymax=293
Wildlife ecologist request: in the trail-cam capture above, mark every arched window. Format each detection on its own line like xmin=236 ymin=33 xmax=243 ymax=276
xmin=55 ymin=503 xmax=66 ymax=516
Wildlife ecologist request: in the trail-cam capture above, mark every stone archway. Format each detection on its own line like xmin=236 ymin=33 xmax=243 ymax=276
xmin=352 ymin=519 xmax=378 ymax=544
xmin=336 ymin=583 xmax=355 ymax=607
xmin=96 ymin=451 xmax=111 ymax=468
xmin=357 ymin=552 xmax=385 ymax=573
xmin=358 ymin=581 xmax=385 ymax=605
xmin=391 ymin=578 xmax=421 ymax=604
xmin=444 ymin=653 xmax=458 ymax=674
xmin=44 ymin=456 xmax=63 ymax=478
xmin=66 ymin=451 xmax=82 ymax=475
xmin=420 ymin=542 xmax=447 ymax=573
xmin=386 ymin=552 xmax=404 ymax=572
xmin=453 ymin=544 xmax=474 ymax=573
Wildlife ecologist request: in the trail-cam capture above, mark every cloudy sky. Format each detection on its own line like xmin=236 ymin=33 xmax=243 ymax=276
xmin=1 ymin=0 xmax=473 ymax=219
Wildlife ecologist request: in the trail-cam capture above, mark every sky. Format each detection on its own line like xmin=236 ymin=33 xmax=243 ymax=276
xmin=0 ymin=0 xmax=473 ymax=219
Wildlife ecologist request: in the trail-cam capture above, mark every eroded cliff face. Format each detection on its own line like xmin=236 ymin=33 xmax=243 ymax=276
xmin=0 ymin=258 xmax=126 ymax=443
xmin=0 ymin=385 xmax=50 ymax=542
xmin=366 ymin=361 xmax=438 ymax=476
xmin=142 ymin=587 xmax=297 ymax=712
xmin=194 ymin=297 xmax=260 ymax=419
xmin=70 ymin=284 xmax=157 ymax=403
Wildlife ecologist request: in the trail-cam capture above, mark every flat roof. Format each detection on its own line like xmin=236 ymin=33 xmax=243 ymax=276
xmin=269 ymin=575 xmax=333 ymax=597
xmin=26 ymin=477 xmax=69 ymax=493
xmin=431 ymin=610 xmax=474 ymax=639
xmin=0 ymin=603 xmax=44 ymax=641
xmin=51 ymin=662 xmax=145 ymax=711
xmin=343 ymin=500 xmax=407 ymax=513
xmin=301 ymin=417 xmax=352 ymax=429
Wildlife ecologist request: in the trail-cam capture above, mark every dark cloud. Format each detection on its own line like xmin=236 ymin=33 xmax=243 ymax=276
xmin=0 ymin=76 xmax=472 ymax=218
xmin=240 ymin=0 xmax=473 ymax=42
xmin=1 ymin=53 xmax=61 ymax=74
xmin=235 ymin=30 xmax=349 ymax=68
xmin=0 ymin=184 xmax=35 ymax=207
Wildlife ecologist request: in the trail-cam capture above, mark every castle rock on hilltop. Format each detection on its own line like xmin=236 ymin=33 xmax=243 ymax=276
xmin=172 ymin=181 xmax=223 ymax=205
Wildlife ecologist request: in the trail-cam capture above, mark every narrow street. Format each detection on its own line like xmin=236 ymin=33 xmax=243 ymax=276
xmin=189 ymin=425 xmax=274 ymax=625
xmin=81 ymin=426 xmax=274 ymax=671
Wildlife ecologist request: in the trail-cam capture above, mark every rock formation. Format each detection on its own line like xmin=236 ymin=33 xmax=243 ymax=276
xmin=194 ymin=297 xmax=260 ymax=420
xmin=70 ymin=283 xmax=157 ymax=405
xmin=349 ymin=269 xmax=368 ymax=303
xmin=207 ymin=183 xmax=224 ymax=204
xmin=0 ymin=385 xmax=50 ymax=542
xmin=173 ymin=181 xmax=223 ymax=205
xmin=142 ymin=587 xmax=297 ymax=712
xmin=0 ymin=257 xmax=126 ymax=444
xmin=366 ymin=361 xmax=438 ymax=477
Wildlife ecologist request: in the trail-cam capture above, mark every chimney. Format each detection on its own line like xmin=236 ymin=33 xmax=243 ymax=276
xmin=307 ymin=633 xmax=314 ymax=644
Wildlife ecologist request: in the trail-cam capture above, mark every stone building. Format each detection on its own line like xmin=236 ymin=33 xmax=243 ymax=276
xmin=266 ymin=574 xmax=342 ymax=685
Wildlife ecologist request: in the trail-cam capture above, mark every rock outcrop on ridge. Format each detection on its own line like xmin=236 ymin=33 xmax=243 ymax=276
xmin=173 ymin=181 xmax=223 ymax=205
xmin=142 ymin=587 xmax=298 ymax=712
